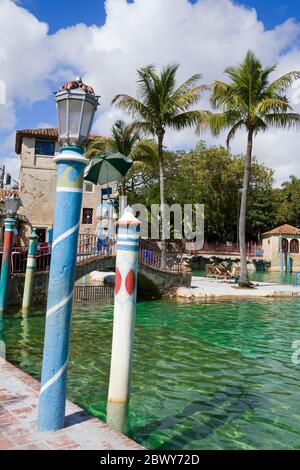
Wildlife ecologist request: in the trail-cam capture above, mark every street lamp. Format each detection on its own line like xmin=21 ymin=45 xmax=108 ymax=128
xmin=5 ymin=194 xmax=21 ymax=217
xmin=0 ymin=194 xmax=21 ymax=314
xmin=38 ymin=78 xmax=99 ymax=432
xmin=55 ymin=77 xmax=99 ymax=147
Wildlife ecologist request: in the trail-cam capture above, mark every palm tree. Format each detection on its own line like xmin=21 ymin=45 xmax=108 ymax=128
xmin=201 ymin=50 xmax=300 ymax=286
xmin=112 ymin=64 xmax=208 ymax=260
xmin=86 ymin=119 xmax=156 ymax=196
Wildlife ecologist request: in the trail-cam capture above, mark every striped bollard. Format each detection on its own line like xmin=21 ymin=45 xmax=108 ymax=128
xmin=0 ymin=217 xmax=16 ymax=315
xmin=38 ymin=146 xmax=88 ymax=431
xmin=107 ymin=206 xmax=140 ymax=433
xmin=21 ymin=228 xmax=39 ymax=314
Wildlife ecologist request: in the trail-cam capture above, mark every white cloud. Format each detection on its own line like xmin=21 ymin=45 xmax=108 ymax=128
xmin=1 ymin=0 xmax=300 ymax=184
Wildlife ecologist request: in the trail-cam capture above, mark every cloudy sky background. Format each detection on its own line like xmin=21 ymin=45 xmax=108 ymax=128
xmin=1 ymin=0 xmax=300 ymax=185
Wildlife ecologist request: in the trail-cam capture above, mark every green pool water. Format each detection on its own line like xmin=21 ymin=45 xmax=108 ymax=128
xmin=2 ymin=298 xmax=300 ymax=450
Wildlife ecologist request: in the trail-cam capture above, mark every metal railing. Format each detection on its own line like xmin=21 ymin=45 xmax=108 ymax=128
xmin=185 ymin=241 xmax=263 ymax=258
xmin=139 ymin=239 xmax=185 ymax=272
xmin=77 ymin=234 xmax=116 ymax=265
xmin=1 ymin=235 xmax=187 ymax=275
xmin=74 ymin=285 xmax=114 ymax=303
xmin=0 ymin=246 xmax=52 ymax=274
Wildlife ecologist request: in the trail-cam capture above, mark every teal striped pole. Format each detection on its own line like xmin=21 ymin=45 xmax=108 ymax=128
xmin=22 ymin=229 xmax=39 ymax=314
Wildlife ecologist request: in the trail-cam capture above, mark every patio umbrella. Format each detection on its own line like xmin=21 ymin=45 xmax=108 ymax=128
xmin=84 ymin=152 xmax=133 ymax=185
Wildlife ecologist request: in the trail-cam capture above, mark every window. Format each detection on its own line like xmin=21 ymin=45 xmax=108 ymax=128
xmin=35 ymin=228 xmax=47 ymax=243
xmin=82 ymin=208 xmax=93 ymax=225
xmin=290 ymin=238 xmax=299 ymax=253
xmin=84 ymin=182 xmax=94 ymax=193
xmin=35 ymin=140 xmax=55 ymax=156
xmin=281 ymin=238 xmax=289 ymax=253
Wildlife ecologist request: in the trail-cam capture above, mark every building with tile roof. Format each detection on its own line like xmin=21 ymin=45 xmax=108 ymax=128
xmin=262 ymin=224 xmax=300 ymax=272
xmin=15 ymin=128 xmax=113 ymax=245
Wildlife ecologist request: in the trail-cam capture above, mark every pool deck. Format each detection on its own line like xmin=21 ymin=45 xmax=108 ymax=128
xmin=0 ymin=359 xmax=143 ymax=451
xmin=176 ymin=276 xmax=300 ymax=300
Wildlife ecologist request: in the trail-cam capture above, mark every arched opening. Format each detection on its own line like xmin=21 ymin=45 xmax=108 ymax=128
xmin=290 ymin=238 xmax=299 ymax=254
xmin=281 ymin=238 xmax=289 ymax=253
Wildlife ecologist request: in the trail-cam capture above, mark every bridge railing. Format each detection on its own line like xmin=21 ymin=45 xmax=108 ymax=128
xmin=1 ymin=235 xmax=187 ymax=274
xmin=139 ymin=239 xmax=185 ymax=272
xmin=77 ymin=234 xmax=116 ymax=265
xmin=185 ymin=241 xmax=263 ymax=258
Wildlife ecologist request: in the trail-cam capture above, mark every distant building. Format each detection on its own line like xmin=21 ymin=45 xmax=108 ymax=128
xmin=262 ymin=224 xmax=300 ymax=272
xmin=15 ymin=128 xmax=113 ymax=244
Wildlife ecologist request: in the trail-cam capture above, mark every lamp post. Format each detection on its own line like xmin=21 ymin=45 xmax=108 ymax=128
xmin=38 ymin=78 xmax=99 ymax=431
xmin=0 ymin=194 xmax=21 ymax=315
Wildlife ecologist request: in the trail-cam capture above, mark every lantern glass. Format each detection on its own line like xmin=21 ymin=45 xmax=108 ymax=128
xmin=55 ymin=85 xmax=99 ymax=147
xmin=80 ymin=100 xmax=95 ymax=139
xmin=68 ymin=98 xmax=83 ymax=142
xmin=57 ymin=98 xmax=68 ymax=140
xmin=5 ymin=195 xmax=21 ymax=217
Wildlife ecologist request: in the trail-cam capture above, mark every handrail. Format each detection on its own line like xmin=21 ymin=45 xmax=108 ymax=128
xmin=1 ymin=235 xmax=186 ymax=275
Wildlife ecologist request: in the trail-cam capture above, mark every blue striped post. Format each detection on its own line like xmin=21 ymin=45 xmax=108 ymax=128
xmin=0 ymin=217 xmax=16 ymax=315
xmin=107 ymin=206 xmax=140 ymax=433
xmin=38 ymin=146 xmax=88 ymax=431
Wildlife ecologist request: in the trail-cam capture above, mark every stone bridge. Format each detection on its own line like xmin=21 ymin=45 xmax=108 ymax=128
xmin=8 ymin=240 xmax=192 ymax=307
xmin=75 ymin=254 xmax=192 ymax=298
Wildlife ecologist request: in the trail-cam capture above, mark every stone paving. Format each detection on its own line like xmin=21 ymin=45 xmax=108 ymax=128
xmin=0 ymin=359 xmax=144 ymax=450
xmin=176 ymin=276 xmax=300 ymax=300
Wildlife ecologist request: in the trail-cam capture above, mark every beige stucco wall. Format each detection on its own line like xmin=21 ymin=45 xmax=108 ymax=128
xmin=18 ymin=137 xmax=110 ymax=243
xmin=262 ymin=234 xmax=300 ymax=271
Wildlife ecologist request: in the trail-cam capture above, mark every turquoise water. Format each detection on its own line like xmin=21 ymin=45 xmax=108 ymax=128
xmin=2 ymin=298 xmax=300 ymax=450
xmin=193 ymin=269 xmax=295 ymax=285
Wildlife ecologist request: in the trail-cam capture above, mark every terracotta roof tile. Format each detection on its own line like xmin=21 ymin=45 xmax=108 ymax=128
xmin=15 ymin=128 xmax=108 ymax=154
xmin=60 ymin=79 xmax=95 ymax=95
xmin=0 ymin=189 xmax=19 ymax=203
xmin=262 ymin=224 xmax=300 ymax=236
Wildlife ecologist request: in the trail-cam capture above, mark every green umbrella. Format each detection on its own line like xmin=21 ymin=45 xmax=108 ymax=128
xmin=84 ymin=152 xmax=133 ymax=185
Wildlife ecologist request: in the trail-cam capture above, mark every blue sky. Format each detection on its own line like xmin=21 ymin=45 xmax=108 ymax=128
xmin=10 ymin=0 xmax=300 ymax=131
xmin=1 ymin=0 xmax=300 ymax=183
xmin=19 ymin=0 xmax=300 ymax=32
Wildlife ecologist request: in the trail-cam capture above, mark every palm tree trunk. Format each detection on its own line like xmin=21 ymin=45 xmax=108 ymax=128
xmin=158 ymin=133 xmax=167 ymax=267
xmin=239 ymin=129 xmax=253 ymax=287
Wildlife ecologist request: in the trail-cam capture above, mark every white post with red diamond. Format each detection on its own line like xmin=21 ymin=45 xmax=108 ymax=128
xmin=107 ymin=206 xmax=140 ymax=432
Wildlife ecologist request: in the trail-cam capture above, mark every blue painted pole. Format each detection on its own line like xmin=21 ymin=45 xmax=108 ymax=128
xmin=38 ymin=146 xmax=88 ymax=431
xmin=0 ymin=217 xmax=16 ymax=315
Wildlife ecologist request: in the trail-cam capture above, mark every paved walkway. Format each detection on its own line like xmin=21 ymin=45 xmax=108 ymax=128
xmin=176 ymin=276 xmax=300 ymax=300
xmin=0 ymin=360 xmax=143 ymax=450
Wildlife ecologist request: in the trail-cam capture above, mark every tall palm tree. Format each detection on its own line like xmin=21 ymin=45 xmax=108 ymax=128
xmin=201 ymin=50 xmax=300 ymax=286
xmin=112 ymin=64 xmax=208 ymax=261
xmin=87 ymin=119 xmax=156 ymax=196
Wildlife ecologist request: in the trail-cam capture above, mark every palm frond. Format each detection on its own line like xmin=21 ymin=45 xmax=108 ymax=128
xmin=226 ymin=121 xmax=244 ymax=148
xmin=265 ymin=71 xmax=300 ymax=95
xmin=112 ymin=94 xmax=153 ymax=121
xmin=170 ymin=110 xmax=211 ymax=131
xmin=263 ymin=113 xmax=300 ymax=129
